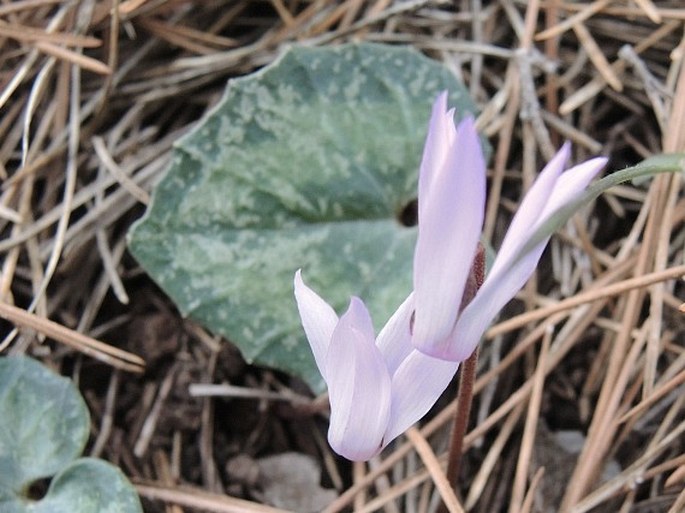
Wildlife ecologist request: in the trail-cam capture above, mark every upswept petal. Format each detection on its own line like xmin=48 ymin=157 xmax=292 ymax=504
xmin=486 ymin=143 xmax=570 ymax=281
xmin=536 ymin=157 xmax=608 ymax=226
xmin=444 ymin=155 xmax=607 ymax=362
xmin=376 ymin=293 xmax=415 ymax=376
xmin=383 ymin=350 xmax=459 ymax=445
xmin=325 ymin=297 xmax=392 ymax=461
xmin=418 ymin=91 xmax=454 ymax=217
xmin=293 ymin=270 xmax=339 ymax=379
xmin=412 ymin=116 xmax=486 ymax=357
xmin=446 ymin=237 xmax=549 ymax=361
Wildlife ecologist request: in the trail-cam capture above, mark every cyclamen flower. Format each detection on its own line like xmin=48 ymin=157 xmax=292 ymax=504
xmin=412 ymin=92 xmax=608 ymax=361
xmin=294 ymin=271 xmax=459 ymax=461
xmin=294 ymin=91 xmax=608 ymax=461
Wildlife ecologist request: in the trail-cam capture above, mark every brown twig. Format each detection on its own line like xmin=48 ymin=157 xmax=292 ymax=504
xmin=0 ymin=301 xmax=145 ymax=372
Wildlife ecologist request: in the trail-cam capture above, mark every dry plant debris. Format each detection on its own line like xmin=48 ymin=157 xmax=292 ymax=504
xmin=0 ymin=1 xmax=683 ymax=512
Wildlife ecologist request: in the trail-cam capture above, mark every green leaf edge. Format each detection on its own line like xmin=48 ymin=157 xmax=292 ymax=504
xmin=33 ymin=458 xmax=143 ymax=513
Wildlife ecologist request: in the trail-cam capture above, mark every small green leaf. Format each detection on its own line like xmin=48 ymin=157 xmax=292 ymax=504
xmin=29 ymin=458 xmax=142 ymax=513
xmin=128 ymin=43 xmax=482 ymax=392
xmin=0 ymin=355 xmax=89 ymax=493
xmin=0 ymin=357 xmax=142 ymax=513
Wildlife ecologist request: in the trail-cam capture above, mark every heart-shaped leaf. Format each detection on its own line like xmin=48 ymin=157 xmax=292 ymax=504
xmin=26 ymin=458 xmax=142 ymax=513
xmin=0 ymin=356 xmax=142 ymax=513
xmin=0 ymin=355 xmax=89 ymax=492
xmin=128 ymin=43 xmax=481 ymax=392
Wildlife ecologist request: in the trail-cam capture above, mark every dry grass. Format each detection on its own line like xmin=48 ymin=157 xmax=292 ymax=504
xmin=0 ymin=1 xmax=684 ymax=512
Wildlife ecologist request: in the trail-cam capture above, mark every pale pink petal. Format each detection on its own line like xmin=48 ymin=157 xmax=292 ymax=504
xmin=325 ymin=298 xmax=392 ymax=461
xmin=293 ymin=270 xmax=338 ymax=380
xmin=443 ymin=156 xmax=607 ymax=362
xmin=412 ymin=116 xmax=486 ymax=357
xmin=536 ymin=157 xmax=607 ymax=226
xmin=487 ymin=143 xmax=570 ymax=281
xmin=418 ymin=92 xmax=453 ymax=217
xmin=444 ymin=238 xmax=548 ymax=361
xmin=383 ymin=350 xmax=459 ymax=445
xmin=375 ymin=293 xmax=415 ymax=376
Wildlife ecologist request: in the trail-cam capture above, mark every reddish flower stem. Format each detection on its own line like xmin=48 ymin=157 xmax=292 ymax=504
xmin=438 ymin=244 xmax=485 ymax=512
xmin=444 ymin=347 xmax=479 ymax=490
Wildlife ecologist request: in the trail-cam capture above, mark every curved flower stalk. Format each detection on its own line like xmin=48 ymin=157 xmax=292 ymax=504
xmin=412 ymin=93 xmax=609 ymax=361
xmin=294 ymin=271 xmax=458 ymax=461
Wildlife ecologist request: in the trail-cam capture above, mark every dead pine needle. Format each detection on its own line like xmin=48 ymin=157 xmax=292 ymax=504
xmin=0 ymin=301 xmax=144 ymax=373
